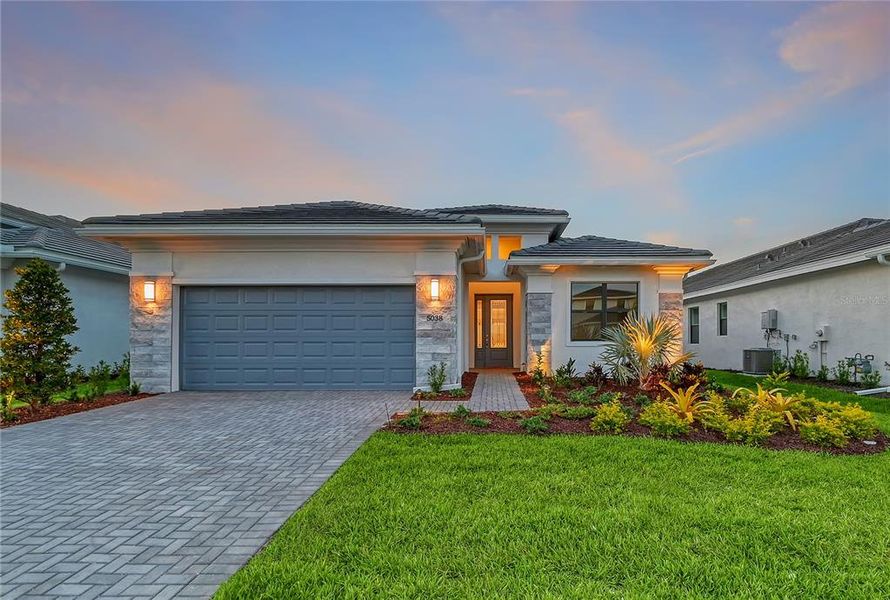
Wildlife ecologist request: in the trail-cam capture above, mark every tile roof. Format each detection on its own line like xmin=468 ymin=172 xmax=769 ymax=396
xmin=684 ymin=218 xmax=890 ymax=294
xmin=1 ymin=203 xmax=131 ymax=270
xmin=510 ymin=235 xmax=712 ymax=259
xmin=82 ymin=200 xmax=483 ymax=226
xmin=434 ymin=204 xmax=569 ymax=216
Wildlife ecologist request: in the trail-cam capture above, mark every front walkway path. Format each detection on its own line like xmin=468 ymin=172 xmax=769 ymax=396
xmin=0 ymin=391 xmax=410 ymax=600
xmin=416 ymin=369 xmax=530 ymax=413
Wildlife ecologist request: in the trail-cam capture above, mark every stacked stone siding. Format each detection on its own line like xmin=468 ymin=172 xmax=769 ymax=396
xmin=526 ymin=292 xmax=552 ymax=373
xmin=658 ymin=291 xmax=683 ymax=333
xmin=130 ymin=276 xmax=173 ymax=393
xmin=415 ymin=275 xmax=458 ymax=388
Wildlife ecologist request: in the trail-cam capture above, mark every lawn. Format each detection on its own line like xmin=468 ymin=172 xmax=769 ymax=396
xmin=217 ymin=374 xmax=890 ymax=599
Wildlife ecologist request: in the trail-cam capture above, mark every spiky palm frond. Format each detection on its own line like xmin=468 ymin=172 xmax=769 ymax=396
xmin=600 ymin=313 xmax=693 ymax=386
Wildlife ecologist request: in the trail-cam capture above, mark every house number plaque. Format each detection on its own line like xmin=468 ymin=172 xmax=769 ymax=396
xmin=426 ymin=314 xmax=444 ymax=322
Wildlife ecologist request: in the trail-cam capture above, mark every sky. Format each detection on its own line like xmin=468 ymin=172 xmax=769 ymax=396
xmin=2 ymin=1 xmax=889 ymax=262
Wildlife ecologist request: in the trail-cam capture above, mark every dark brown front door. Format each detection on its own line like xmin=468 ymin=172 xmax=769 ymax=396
xmin=474 ymin=295 xmax=513 ymax=368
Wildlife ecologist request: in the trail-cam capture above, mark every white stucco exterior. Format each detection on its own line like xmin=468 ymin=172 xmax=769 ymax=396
xmin=1 ymin=261 xmax=129 ymax=368
xmin=683 ymin=260 xmax=890 ymax=385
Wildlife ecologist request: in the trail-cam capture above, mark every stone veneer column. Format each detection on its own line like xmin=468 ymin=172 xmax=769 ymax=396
xmin=526 ymin=292 xmax=552 ymax=374
xmin=658 ymin=292 xmax=684 ymax=332
xmin=415 ymin=275 xmax=458 ymax=389
xmin=130 ymin=276 xmax=173 ymax=393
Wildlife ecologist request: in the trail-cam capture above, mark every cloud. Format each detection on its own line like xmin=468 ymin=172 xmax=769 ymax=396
xmin=645 ymin=231 xmax=680 ymax=246
xmin=662 ymin=2 xmax=890 ymax=164
xmin=733 ymin=216 xmax=755 ymax=228
xmin=558 ymin=109 xmax=684 ymax=208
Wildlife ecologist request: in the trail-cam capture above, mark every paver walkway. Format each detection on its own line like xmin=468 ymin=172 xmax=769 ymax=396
xmin=416 ymin=369 xmax=529 ymax=413
xmin=0 ymin=391 xmax=410 ymax=600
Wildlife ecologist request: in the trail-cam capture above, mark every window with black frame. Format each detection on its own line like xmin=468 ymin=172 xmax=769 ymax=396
xmin=570 ymin=282 xmax=638 ymax=341
xmin=718 ymin=302 xmax=728 ymax=336
xmin=689 ymin=307 xmax=700 ymax=344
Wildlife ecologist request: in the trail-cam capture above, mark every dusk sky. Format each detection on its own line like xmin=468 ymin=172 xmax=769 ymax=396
xmin=2 ymin=1 xmax=888 ymax=261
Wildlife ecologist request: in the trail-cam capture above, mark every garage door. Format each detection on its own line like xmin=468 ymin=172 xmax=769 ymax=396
xmin=180 ymin=286 xmax=415 ymax=390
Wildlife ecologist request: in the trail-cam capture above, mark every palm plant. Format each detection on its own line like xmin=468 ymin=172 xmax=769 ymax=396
xmin=658 ymin=382 xmax=711 ymax=423
xmin=601 ymin=313 xmax=693 ymax=386
xmin=732 ymin=383 xmax=786 ymax=405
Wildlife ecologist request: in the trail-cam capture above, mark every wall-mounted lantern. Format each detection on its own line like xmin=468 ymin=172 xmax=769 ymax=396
xmin=143 ymin=280 xmax=156 ymax=302
xmin=430 ymin=278 xmax=440 ymax=301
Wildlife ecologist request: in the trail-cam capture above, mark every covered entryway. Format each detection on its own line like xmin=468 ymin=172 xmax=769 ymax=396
xmin=180 ymin=285 xmax=415 ymax=390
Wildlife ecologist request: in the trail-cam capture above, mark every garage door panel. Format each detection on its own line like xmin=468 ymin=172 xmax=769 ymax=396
xmin=180 ymin=285 xmax=415 ymax=390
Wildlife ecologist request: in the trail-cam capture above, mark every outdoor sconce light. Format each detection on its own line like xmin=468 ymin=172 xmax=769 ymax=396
xmin=143 ymin=280 xmax=156 ymax=302
xmin=430 ymin=278 xmax=440 ymax=301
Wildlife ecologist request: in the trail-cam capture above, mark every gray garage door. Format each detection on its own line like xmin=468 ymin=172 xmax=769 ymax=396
xmin=180 ymin=286 xmax=415 ymax=390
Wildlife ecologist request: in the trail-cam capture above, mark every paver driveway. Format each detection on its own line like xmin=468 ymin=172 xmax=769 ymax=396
xmin=0 ymin=391 xmax=408 ymax=599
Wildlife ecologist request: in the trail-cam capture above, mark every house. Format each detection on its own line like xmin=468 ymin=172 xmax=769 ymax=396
xmin=683 ymin=218 xmax=890 ymax=385
xmin=1 ymin=203 xmax=131 ymax=368
xmin=80 ymin=201 xmax=713 ymax=393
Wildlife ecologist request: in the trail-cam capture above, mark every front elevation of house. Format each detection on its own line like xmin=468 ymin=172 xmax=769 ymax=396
xmin=81 ymin=202 xmax=713 ymax=393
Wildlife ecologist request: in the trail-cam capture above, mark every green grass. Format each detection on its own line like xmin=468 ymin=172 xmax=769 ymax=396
xmin=9 ymin=375 xmax=128 ymax=408
xmin=218 ymin=373 xmax=890 ymax=599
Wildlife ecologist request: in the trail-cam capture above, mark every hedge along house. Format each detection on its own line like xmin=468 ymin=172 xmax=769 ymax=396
xmin=80 ymin=202 xmax=713 ymax=393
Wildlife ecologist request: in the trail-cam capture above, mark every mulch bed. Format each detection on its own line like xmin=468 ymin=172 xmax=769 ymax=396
xmin=1 ymin=392 xmax=155 ymax=429
xmin=411 ymin=371 xmax=479 ymax=401
xmin=385 ymin=372 xmax=888 ymax=456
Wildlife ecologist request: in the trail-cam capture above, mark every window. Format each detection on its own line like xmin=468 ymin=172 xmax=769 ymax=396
xmin=570 ymin=282 xmax=638 ymax=341
xmin=497 ymin=236 xmax=522 ymax=260
xmin=475 ymin=300 xmax=483 ymax=348
xmin=718 ymin=302 xmax=728 ymax=336
xmin=485 ymin=235 xmax=493 ymax=259
xmin=689 ymin=307 xmax=700 ymax=344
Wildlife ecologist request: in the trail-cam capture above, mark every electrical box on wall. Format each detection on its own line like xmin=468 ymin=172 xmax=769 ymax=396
xmin=816 ymin=325 xmax=831 ymax=341
xmin=761 ymin=309 xmax=778 ymax=330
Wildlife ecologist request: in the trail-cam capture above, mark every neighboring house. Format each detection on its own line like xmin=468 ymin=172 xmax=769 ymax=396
xmin=1 ymin=203 xmax=131 ymax=369
xmin=683 ymin=218 xmax=890 ymax=385
xmin=81 ymin=201 xmax=713 ymax=393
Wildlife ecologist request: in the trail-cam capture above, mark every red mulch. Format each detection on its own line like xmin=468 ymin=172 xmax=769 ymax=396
xmin=1 ymin=392 xmax=155 ymax=429
xmin=385 ymin=372 xmax=889 ymax=456
xmin=411 ymin=371 xmax=479 ymax=401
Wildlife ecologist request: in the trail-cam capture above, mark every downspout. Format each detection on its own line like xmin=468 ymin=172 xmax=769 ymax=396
xmin=458 ymin=248 xmax=486 ymax=277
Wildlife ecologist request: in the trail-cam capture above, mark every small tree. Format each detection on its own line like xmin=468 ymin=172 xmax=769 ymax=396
xmin=0 ymin=258 xmax=79 ymax=410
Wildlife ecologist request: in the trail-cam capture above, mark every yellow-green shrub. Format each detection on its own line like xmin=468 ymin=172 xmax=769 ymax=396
xmin=590 ymin=400 xmax=631 ymax=433
xmin=698 ymin=395 xmax=730 ymax=433
xmin=724 ymin=405 xmax=784 ymax=445
xmin=799 ymin=416 xmax=849 ymax=448
xmin=639 ymin=402 xmax=690 ymax=438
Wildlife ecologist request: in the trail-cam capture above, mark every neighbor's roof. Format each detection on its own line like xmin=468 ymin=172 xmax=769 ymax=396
xmin=1 ymin=203 xmax=131 ymax=271
xmin=434 ymin=204 xmax=569 ymax=216
xmin=684 ymin=217 xmax=890 ymax=294
xmin=510 ymin=235 xmax=713 ymax=259
xmin=83 ymin=200 xmax=483 ymax=226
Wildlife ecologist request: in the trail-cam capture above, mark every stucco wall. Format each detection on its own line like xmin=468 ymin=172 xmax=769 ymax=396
xmin=683 ymin=261 xmax=890 ymax=385
xmin=550 ymin=265 xmax=660 ymax=369
xmin=1 ymin=262 xmax=129 ymax=368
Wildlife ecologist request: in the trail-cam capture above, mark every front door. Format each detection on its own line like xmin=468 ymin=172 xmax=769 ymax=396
xmin=474 ymin=295 xmax=513 ymax=368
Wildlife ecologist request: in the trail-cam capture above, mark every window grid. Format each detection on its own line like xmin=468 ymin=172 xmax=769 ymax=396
xmin=570 ymin=282 xmax=639 ymax=341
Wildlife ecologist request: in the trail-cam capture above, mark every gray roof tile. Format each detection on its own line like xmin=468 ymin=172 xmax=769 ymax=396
xmin=83 ymin=200 xmax=483 ymax=226
xmin=684 ymin=218 xmax=890 ymax=294
xmin=510 ymin=235 xmax=712 ymax=259
xmin=434 ymin=204 xmax=569 ymax=216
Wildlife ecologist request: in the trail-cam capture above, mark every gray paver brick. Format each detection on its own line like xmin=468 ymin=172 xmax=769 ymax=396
xmin=1 ymin=390 xmax=411 ymax=598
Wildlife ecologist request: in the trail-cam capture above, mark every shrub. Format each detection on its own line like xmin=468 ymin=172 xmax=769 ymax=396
xmin=0 ymin=258 xmax=79 ymax=410
xmin=567 ymin=387 xmax=596 ymax=404
xmin=708 ymin=381 xmax=727 ymax=394
xmin=590 ymin=400 xmax=631 ymax=433
xmin=670 ymin=362 xmax=709 ymax=390
xmin=639 ymin=402 xmax=690 ymax=438
xmin=597 ymin=391 xmax=623 ymax=405
xmin=531 ymin=365 xmax=547 ymax=387
xmin=520 ymin=415 xmax=549 ymax=434
xmin=427 ymin=362 xmax=448 ymax=394
xmin=466 ymin=416 xmax=491 ymax=428
xmin=812 ymin=402 xmax=878 ymax=440
xmin=538 ymin=384 xmax=556 ymax=404
xmin=552 ymin=359 xmax=577 ymax=388
xmin=535 ymin=403 xmax=563 ymax=419
xmin=771 ymin=352 xmax=787 ymax=374
xmin=658 ymin=382 xmax=710 ymax=423
xmin=600 ymin=313 xmax=692 ymax=386
xmin=128 ymin=382 xmax=141 ymax=396
xmin=698 ymin=395 xmax=730 ymax=433
xmin=497 ymin=411 xmax=522 ymax=419
xmin=1 ymin=393 xmax=17 ymax=423
xmin=757 ymin=391 xmax=803 ymax=430
xmin=815 ymin=364 xmax=830 ymax=382
xmin=632 ymin=393 xmax=651 ymax=407
xmin=87 ymin=361 xmax=112 ymax=399
xmin=832 ymin=360 xmax=852 ymax=385
xmin=452 ymin=404 xmax=471 ymax=419
xmin=860 ymin=370 xmax=882 ymax=388
xmin=789 ymin=350 xmax=810 ymax=378
xmin=724 ymin=405 xmax=784 ymax=445
xmin=799 ymin=416 xmax=848 ymax=448
xmin=584 ymin=362 xmax=606 ymax=386
xmin=63 ymin=388 xmax=79 ymax=403
xmin=398 ymin=407 xmax=425 ymax=429
xmin=764 ymin=370 xmax=790 ymax=388
xmin=448 ymin=387 xmax=468 ymax=398
xmin=112 ymin=352 xmax=131 ymax=383
xmin=560 ymin=405 xmax=597 ymax=420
